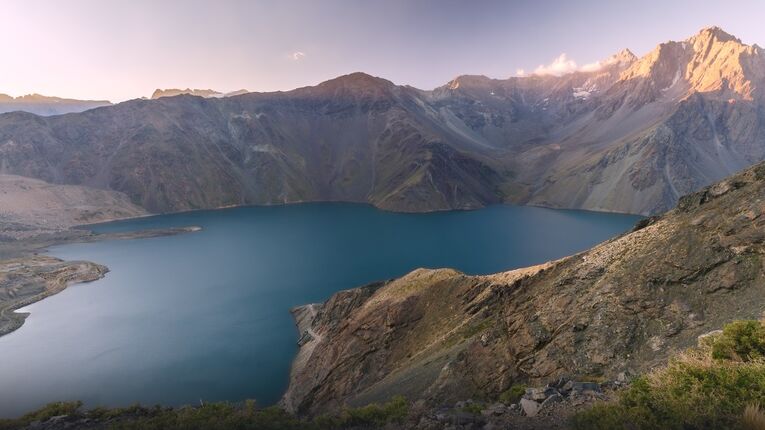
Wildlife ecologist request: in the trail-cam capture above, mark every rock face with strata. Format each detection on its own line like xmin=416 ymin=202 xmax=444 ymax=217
xmin=282 ymin=160 xmax=765 ymax=415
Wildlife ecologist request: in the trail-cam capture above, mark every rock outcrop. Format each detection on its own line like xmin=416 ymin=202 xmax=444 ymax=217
xmin=283 ymin=160 xmax=765 ymax=415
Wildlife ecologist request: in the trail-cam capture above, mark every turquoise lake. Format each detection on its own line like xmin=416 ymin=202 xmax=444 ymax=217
xmin=0 ymin=203 xmax=641 ymax=417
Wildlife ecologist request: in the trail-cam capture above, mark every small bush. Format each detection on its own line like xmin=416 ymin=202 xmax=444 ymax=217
xmin=712 ymin=320 xmax=765 ymax=362
xmin=499 ymin=384 xmax=527 ymax=404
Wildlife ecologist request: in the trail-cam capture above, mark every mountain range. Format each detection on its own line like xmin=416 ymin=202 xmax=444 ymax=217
xmin=0 ymin=94 xmax=111 ymax=116
xmin=150 ymin=88 xmax=249 ymax=99
xmin=0 ymin=26 xmax=763 ymax=216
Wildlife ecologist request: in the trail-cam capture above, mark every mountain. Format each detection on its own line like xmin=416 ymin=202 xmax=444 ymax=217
xmin=150 ymin=88 xmax=249 ymax=99
xmin=521 ymin=26 xmax=765 ymax=214
xmin=0 ymin=27 xmax=762 ymax=216
xmin=281 ymin=158 xmax=765 ymax=415
xmin=0 ymin=73 xmax=505 ymax=213
xmin=0 ymin=94 xmax=111 ymax=116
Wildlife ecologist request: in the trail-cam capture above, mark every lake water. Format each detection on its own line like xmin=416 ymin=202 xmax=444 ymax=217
xmin=0 ymin=203 xmax=641 ymax=417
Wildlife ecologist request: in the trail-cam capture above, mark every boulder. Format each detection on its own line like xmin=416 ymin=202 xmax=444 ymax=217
xmin=481 ymin=403 xmax=508 ymax=417
xmin=541 ymin=393 xmax=563 ymax=409
xmin=563 ymin=381 xmax=601 ymax=396
xmin=520 ymin=398 xmax=540 ymax=417
xmin=525 ymin=386 xmax=558 ymax=401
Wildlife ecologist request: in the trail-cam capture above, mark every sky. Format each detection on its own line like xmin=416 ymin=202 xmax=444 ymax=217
xmin=2 ymin=0 xmax=765 ymax=102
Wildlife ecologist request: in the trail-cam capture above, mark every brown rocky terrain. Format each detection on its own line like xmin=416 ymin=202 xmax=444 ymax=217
xmin=0 ymin=27 xmax=762 ymax=216
xmin=282 ymin=159 xmax=765 ymax=418
xmin=0 ymin=174 xmax=146 ymax=240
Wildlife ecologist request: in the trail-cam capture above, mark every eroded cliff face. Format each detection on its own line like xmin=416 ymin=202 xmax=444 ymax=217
xmin=283 ymin=161 xmax=765 ymax=415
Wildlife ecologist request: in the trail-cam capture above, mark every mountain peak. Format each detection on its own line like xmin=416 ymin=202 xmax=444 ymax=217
xmin=691 ymin=26 xmax=740 ymax=44
xmin=616 ymin=26 xmax=764 ymax=103
xmin=610 ymin=48 xmax=638 ymax=64
xmin=313 ymin=73 xmax=397 ymax=95
xmin=319 ymin=72 xmax=394 ymax=88
xmin=151 ymin=88 xmax=224 ymax=99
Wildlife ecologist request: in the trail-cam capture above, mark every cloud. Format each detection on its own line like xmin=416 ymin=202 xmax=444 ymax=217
xmin=515 ymin=68 xmax=526 ymax=77
xmin=533 ymin=53 xmax=579 ymax=76
xmin=579 ymin=61 xmax=604 ymax=73
xmin=291 ymin=51 xmax=306 ymax=61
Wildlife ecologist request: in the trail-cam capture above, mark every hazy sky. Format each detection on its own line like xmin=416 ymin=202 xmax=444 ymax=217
xmin=3 ymin=0 xmax=764 ymax=102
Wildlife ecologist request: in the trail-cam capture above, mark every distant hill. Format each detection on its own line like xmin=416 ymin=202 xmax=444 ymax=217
xmin=0 ymin=174 xmax=145 ymax=240
xmin=0 ymin=94 xmax=111 ymax=116
xmin=150 ymin=88 xmax=249 ymax=99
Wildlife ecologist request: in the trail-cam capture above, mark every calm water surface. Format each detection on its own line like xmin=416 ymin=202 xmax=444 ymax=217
xmin=0 ymin=203 xmax=641 ymax=417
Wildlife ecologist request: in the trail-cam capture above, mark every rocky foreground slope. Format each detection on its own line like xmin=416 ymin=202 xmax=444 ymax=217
xmin=0 ymin=27 xmax=762 ymax=215
xmin=282 ymin=160 xmax=765 ymax=415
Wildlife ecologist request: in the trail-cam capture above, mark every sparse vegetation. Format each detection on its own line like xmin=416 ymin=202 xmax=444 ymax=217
xmin=458 ymin=402 xmax=484 ymax=415
xmin=572 ymin=319 xmax=765 ymax=430
xmin=0 ymin=396 xmax=409 ymax=430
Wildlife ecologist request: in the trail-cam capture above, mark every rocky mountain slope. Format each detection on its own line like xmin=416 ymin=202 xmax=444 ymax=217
xmin=0 ymin=94 xmax=111 ymax=116
xmin=282 ymin=160 xmax=765 ymax=415
xmin=0 ymin=27 xmax=762 ymax=215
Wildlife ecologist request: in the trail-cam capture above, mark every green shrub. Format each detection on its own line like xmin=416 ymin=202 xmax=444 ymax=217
xmin=713 ymin=320 xmax=765 ymax=362
xmin=499 ymin=384 xmax=527 ymax=404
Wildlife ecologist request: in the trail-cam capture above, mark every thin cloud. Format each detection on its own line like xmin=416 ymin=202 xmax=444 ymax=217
xmin=533 ymin=53 xmax=578 ymax=76
xmin=291 ymin=51 xmax=306 ymax=61
xmin=579 ymin=61 xmax=603 ymax=72
xmin=515 ymin=68 xmax=526 ymax=77
xmin=532 ymin=52 xmax=626 ymax=76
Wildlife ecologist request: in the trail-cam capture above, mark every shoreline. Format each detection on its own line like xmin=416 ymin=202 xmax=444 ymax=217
xmin=0 ymin=226 xmax=201 ymax=338
xmin=73 ymin=200 xmax=645 ymax=231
